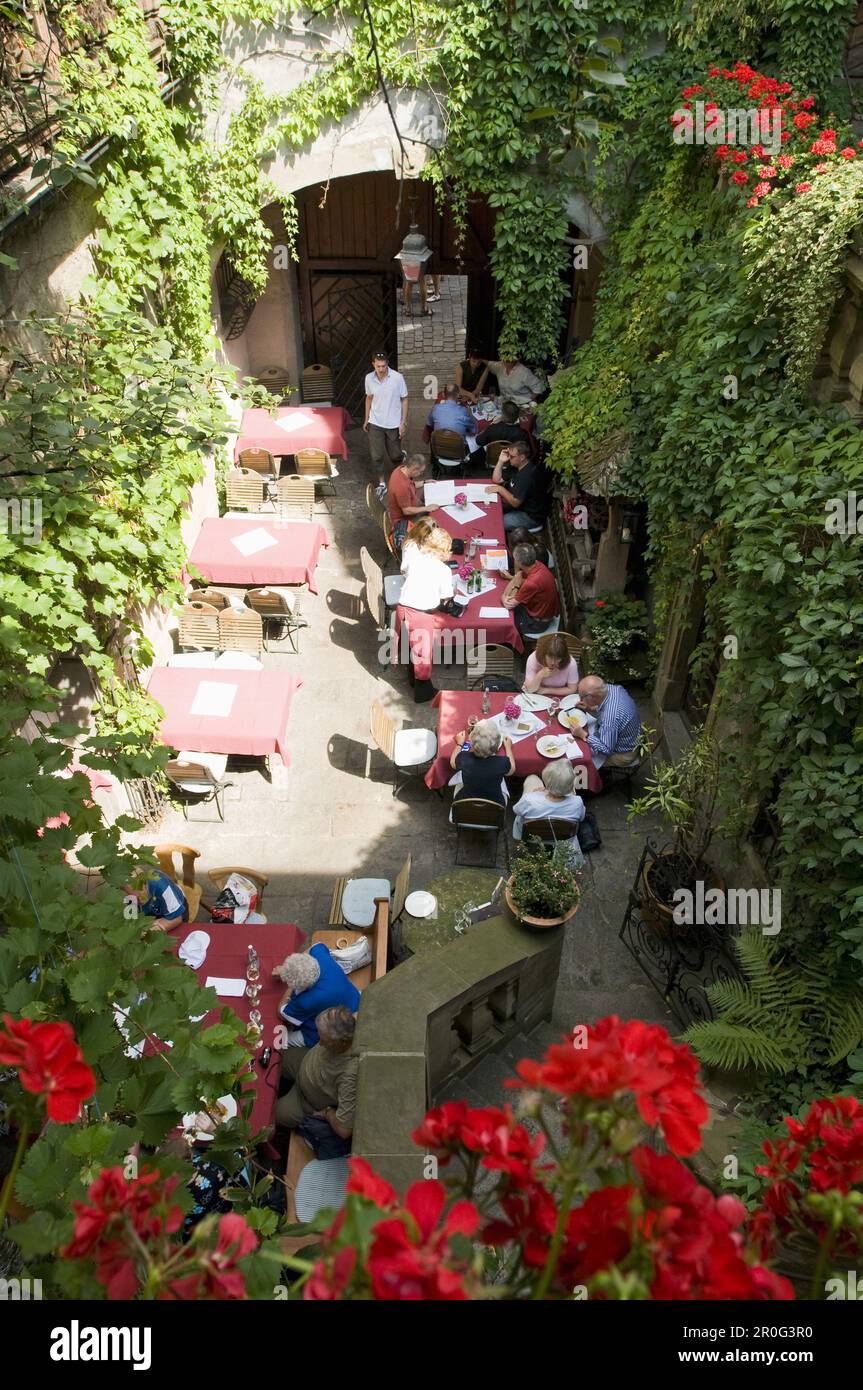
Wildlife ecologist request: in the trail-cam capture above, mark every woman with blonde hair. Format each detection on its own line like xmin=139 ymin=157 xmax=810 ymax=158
xmin=400 ymin=516 xmax=437 ymax=577
xmin=398 ymin=524 xmax=455 ymax=612
xmin=448 ymin=717 xmax=515 ymax=807
xmin=523 ymin=631 xmax=580 ymax=696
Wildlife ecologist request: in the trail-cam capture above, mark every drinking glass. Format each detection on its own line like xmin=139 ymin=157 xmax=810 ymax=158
xmin=245 ymin=980 xmax=261 ymax=1005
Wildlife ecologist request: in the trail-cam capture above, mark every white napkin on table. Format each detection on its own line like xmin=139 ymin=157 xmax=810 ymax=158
xmin=179 ymin=930 xmax=210 ymax=969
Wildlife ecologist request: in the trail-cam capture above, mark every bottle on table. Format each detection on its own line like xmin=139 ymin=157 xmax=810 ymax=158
xmin=481 ymin=690 xmax=491 ymax=718
xmin=246 ymin=944 xmax=260 ymax=982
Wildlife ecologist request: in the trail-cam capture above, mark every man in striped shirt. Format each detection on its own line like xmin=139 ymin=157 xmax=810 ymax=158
xmin=577 ymin=676 xmax=640 ymax=769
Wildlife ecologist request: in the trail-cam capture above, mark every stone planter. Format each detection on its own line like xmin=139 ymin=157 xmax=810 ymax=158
xmin=505 ymin=882 xmax=579 ymax=931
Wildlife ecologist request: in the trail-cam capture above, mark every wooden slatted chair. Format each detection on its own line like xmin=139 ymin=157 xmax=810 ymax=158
xmin=360 ymin=545 xmax=386 ymax=627
xmin=190 ymin=588 xmax=230 ymax=611
xmin=246 ymin=587 xmax=306 ymax=653
xmin=484 ymin=439 xmax=507 ymax=470
xmin=365 ymin=482 xmax=387 ymax=529
xmin=177 ymin=601 xmax=220 ymax=652
xmin=301 ymin=362 xmax=334 ymax=405
xmin=217 ymin=607 xmax=264 ymax=657
xmin=522 ymin=816 xmax=582 ymax=849
xmin=276 ymin=474 xmax=314 ymax=521
xmin=294 ymin=447 xmax=338 ymax=498
xmin=327 ymin=853 xmax=410 ymax=930
xmin=557 ymin=631 xmax=586 ymax=661
xmin=225 ymin=470 xmax=266 ymax=512
xmin=451 ymin=797 xmax=510 ymax=868
xmin=154 ymin=843 xmax=203 ymax=920
xmin=370 ymin=699 xmax=437 ymax=797
xmin=237 ymin=447 xmax=279 ymax=480
xmin=382 ymin=512 xmax=400 ymax=563
xmin=166 ymin=755 xmax=232 ymax=822
xmin=361 ymin=544 xmax=403 ymax=612
xmin=469 ymin=643 xmax=516 ymax=688
xmin=207 ymin=866 xmax=268 ymax=921
xmin=431 ymin=427 xmax=466 ymax=479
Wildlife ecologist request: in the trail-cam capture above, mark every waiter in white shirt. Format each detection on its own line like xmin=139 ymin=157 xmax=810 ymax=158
xmin=364 ymin=351 xmax=409 ymax=489
xmin=486 ymin=359 xmax=544 ymax=407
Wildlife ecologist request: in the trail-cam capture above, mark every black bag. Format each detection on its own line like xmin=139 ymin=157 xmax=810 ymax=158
xmin=479 ymin=676 xmax=521 ymax=692
xmin=577 ymin=808 xmax=602 ymax=853
xmin=297 ymin=1115 xmax=352 ymax=1160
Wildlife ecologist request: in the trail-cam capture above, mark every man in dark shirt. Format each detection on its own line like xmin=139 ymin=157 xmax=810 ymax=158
xmin=475 ymin=401 xmax=532 ymax=461
xmin=485 ymin=441 xmax=544 ymax=531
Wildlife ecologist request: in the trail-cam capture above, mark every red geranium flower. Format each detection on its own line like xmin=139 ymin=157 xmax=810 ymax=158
xmin=511 ymin=1016 xmax=708 ymax=1157
xmin=793 ymin=112 xmax=816 ymax=130
xmin=731 ymin=171 xmax=749 ymax=186
xmin=63 ymin=1166 xmax=183 ymax=1299
xmin=305 ymin=1246 xmax=357 ymax=1301
xmin=777 ymin=155 xmax=794 ymax=168
xmin=594 ymin=599 xmax=606 ymax=608
xmin=166 ymin=1213 xmax=257 ymax=1300
xmin=731 ymin=150 xmax=748 ymax=164
xmin=0 ymin=1014 xmax=96 ymax=1123
xmin=367 ymin=1179 xmax=479 ymax=1300
xmin=795 ymin=182 xmax=811 ymax=194
xmin=346 ymin=1156 xmax=398 ymax=1209
xmin=840 ymin=147 xmax=856 ymax=159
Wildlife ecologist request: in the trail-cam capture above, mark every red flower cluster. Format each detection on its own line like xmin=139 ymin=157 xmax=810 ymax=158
xmin=752 ymin=1096 xmax=863 ymax=1257
xmin=62 ymin=1165 xmax=257 ymax=1299
xmin=413 ymin=1101 xmax=544 ymax=1187
xmin=510 ymin=1015 xmax=708 ymax=1157
xmin=63 ymin=1166 xmax=183 ymax=1299
xmin=0 ymin=1014 xmax=96 ymax=1123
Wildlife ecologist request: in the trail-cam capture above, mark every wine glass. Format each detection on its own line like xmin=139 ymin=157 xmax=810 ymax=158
xmin=245 ymin=980 xmax=261 ymax=1006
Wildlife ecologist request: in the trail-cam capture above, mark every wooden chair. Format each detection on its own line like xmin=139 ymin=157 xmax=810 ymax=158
xmin=484 ymin=439 xmax=508 ymax=470
xmin=382 ymin=512 xmax=399 ymax=563
xmin=557 ymin=631 xmax=586 ymax=661
xmin=301 ymin=362 xmax=334 ymax=405
xmin=360 ymin=545 xmax=386 ymax=628
xmin=177 ymin=601 xmax=220 ymax=652
xmin=294 ymin=447 xmax=338 ymax=498
xmin=190 ymin=588 xmax=230 ymax=611
xmin=166 ymin=754 xmax=232 ymax=821
xmin=246 ymin=588 xmax=306 ymax=653
xmin=208 ymin=865 xmax=268 ymax=919
xmin=276 ymin=474 xmax=314 ymax=521
xmin=451 ymin=797 xmax=509 ymax=868
xmin=469 ymin=643 xmax=516 ymax=688
xmin=370 ymin=699 xmax=437 ymax=797
xmin=237 ymin=447 xmax=279 ymax=481
xmin=522 ymin=816 xmax=582 ymax=848
xmin=217 ymin=607 xmax=264 ymax=657
xmin=601 ymin=715 xmax=664 ymax=791
xmin=225 ymin=470 xmax=266 ymax=512
xmin=327 ymin=853 xmax=410 ymax=929
xmin=431 ymin=427 xmax=466 ymax=478
xmin=154 ymin=843 xmax=203 ymax=920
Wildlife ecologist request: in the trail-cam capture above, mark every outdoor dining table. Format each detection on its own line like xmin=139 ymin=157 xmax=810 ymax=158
xmin=188 ymin=516 xmax=329 ymax=592
xmin=425 ymin=689 xmax=602 ymax=793
xmin=396 ymin=575 xmax=523 ymax=683
xmin=170 ymin=921 xmax=307 ymax=1139
xmin=147 ymin=667 xmax=302 ymax=767
xmin=430 ymin=477 xmax=506 ymax=546
xmin=234 ymin=405 xmax=353 ymax=462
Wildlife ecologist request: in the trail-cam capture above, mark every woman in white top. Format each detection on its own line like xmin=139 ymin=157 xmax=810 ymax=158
xmin=400 ymin=517 xmax=437 ymax=578
xmin=523 ymin=632 xmax=580 ymax=695
xmin=399 ymin=525 xmax=455 ymax=611
xmin=512 ymin=759 xmax=586 ymax=866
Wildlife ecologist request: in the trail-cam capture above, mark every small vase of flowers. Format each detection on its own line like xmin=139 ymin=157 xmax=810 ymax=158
xmin=502 ymin=699 xmax=521 ymax=729
xmin=454 ymin=491 xmax=468 ymax=509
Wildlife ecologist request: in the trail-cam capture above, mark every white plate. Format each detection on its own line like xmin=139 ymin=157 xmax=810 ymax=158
xmin=519 ymin=692 xmax=554 ymax=711
xmin=559 ymin=708 xmax=587 ymax=732
xmin=537 ymin=735 xmax=568 ymax=759
xmin=559 ymin=694 xmax=584 ymax=712
xmin=182 ymin=1093 xmax=238 ymax=1143
xmin=405 ymin=890 xmax=437 ymax=918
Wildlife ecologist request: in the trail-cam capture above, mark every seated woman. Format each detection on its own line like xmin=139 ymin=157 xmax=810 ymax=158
xmin=398 ymin=524 xmax=454 ymax=611
xmin=274 ymin=943 xmax=360 ymax=1048
xmin=523 ymin=632 xmax=580 ymax=696
xmin=400 ymin=516 xmax=437 ymax=577
xmin=512 ymin=760 xmax=586 ymax=867
xmin=449 ymin=717 xmax=515 ymax=808
xmin=455 ymin=347 xmax=491 ymax=403
xmin=128 ymin=866 xmax=188 ymax=932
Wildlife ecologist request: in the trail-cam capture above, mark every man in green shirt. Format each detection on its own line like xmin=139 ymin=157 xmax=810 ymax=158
xmin=276 ymin=1005 xmax=358 ymax=1139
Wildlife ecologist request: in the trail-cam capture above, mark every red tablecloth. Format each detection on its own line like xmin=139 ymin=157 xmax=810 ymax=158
xmin=431 ymin=479 xmax=505 ymax=545
xmin=171 ymin=921 xmax=307 ymax=1138
xmin=397 ymin=577 xmax=523 ymax=682
xmin=425 ymin=690 xmax=602 ymax=793
xmin=147 ymin=668 xmax=302 ymax=765
xmin=235 ymin=406 xmax=353 ymax=461
xmin=188 ymin=517 xmax=329 ymax=592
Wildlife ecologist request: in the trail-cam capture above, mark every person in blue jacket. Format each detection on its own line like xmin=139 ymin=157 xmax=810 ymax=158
xmin=127 ymin=867 xmax=188 ymax=931
xmin=274 ymin=943 xmax=360 ymax=1047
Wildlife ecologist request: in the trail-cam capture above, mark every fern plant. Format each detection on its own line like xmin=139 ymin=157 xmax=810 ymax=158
xmin=685 ymin=932 xmax=863 ymax=1074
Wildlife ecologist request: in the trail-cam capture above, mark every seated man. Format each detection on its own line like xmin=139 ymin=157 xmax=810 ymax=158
xmin=576 ymin=675 xmax=641 ymax=769
xmin=129 ymin=866 xmax=188 ymax=932
xmin=485 ymin=358 xmax=544 ymax=407
xmin=475 ymin=400 xmax=531 ymax=459
xmin=387 ymin=453 xmax=438 ymax=554
xmin=484 ymin=441 xmax=544 ymax=531
xmin=501 ymin=543 xmax=559 ymax=637
xmin=426 ymin=384 xmax=478 ymax=442
xmin=275 ymin=943 xmax=361 ymax=1048
xmin=276 ymin=1005 xmax=358 ymax=1146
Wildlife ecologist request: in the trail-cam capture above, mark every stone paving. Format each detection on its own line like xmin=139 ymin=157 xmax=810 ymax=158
xmin=143 ymin=270 xmax=674 ymax=1040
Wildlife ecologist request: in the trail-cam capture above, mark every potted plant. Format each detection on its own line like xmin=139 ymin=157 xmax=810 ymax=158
xmin=585 ymin=593 xmax=650 ymax=683
xmin=626 ymin=728 xmax=726 ymax=935
xmin=505 ymin=842 xmax=580 ymax=930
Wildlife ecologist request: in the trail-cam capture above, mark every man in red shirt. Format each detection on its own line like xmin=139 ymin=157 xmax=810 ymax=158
xmin=387 ymin=454 xmax=438 ymax=553
xmin=502 ymin=543 xmax=559 ymax=637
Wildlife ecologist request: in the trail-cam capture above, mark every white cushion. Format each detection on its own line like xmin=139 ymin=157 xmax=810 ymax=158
xmin=168 ymin=653 xmax=218 ymax=668
xmin=393 ymin=726 xmax=437 ymax=766
xmin=176 ymin=750 xmax=228 ymax=780
xmin=384 ymin=574 xmax=405 ymax=606
xmin=341 ymin=876 xmax=391 ymax=928
xmin=215 ymin=652 xmax=262 ymax=670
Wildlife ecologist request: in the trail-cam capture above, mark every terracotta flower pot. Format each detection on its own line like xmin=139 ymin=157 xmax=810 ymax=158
xmin=505 ymin=882 xmax=579 ymax=931
xmin=639 ymin=852 xmax=725 ymax=937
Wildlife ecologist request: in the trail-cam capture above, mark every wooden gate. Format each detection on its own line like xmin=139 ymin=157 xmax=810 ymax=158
xmin=306 ymin=272 xmax=398 ymax=418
